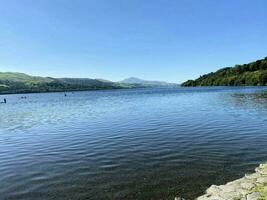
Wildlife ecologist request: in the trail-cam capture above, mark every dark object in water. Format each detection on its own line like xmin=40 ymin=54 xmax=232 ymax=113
xmin=65 ymin=93 xmax=67 ymax=96
xmin=3 ymin=98 xmax=6 ymax=103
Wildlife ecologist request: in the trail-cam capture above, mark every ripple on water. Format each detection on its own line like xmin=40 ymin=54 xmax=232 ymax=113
xmin=1 ymin=87 xmax=267 ymax=200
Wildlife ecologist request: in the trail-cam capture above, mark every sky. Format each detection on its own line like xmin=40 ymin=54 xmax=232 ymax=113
xmin=0 ymin=0 xmax=267 ymax=83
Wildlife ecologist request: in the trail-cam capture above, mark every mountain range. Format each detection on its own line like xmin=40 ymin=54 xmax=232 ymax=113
xmin=0 ymin=72 xmax=128 ymax=94
xmin=120 ymin=77 xmax=178 ymax=87
xmin=0 ymin=72 xmax=178 ymax=94
xmin=2 ymin=55 xmax=267 ymax=95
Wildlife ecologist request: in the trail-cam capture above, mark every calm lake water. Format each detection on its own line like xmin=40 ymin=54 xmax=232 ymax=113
xmin=1 ymin=87 xmax=267 ymax=200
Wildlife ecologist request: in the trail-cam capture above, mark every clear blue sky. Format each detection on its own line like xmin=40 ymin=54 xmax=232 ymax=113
xmin=0 ymin=0 xmax=267 ymax=83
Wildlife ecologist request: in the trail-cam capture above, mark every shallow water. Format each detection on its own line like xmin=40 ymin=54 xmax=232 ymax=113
xmin=1 ymin=87 xmax=267 ymax=200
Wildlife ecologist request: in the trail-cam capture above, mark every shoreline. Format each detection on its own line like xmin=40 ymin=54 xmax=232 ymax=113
xmin=0 ymin=87 xmax=147 ymax=96
xmin=175 ymin=163 xmax=267 ymax=200
xmin=1 ymin=86 xmax=267 ymax=96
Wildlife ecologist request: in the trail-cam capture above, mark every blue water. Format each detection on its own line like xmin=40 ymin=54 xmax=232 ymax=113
xmin=1 ymin=87 xmax=267 ymax=200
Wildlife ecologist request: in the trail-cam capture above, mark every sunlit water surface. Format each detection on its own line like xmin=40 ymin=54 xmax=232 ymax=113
xmin=1 ymin=87 xmax=267 ymax=200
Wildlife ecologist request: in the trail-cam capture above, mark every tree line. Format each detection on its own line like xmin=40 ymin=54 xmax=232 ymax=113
xmin=182 ymin=57 xmax=267 ymax=86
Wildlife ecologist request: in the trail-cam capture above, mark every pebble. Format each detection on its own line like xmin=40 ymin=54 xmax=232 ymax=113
xmin=240 ymin=182 xmax=254 ymax=190
xmin=246 ymin=192 xmax=260 ymax=200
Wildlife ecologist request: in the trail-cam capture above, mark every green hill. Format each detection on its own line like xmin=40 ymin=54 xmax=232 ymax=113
xmin=0 ymin=72 xmax=131 ymax=94
xmin=182 ymin=57 xmax=267 ymax=86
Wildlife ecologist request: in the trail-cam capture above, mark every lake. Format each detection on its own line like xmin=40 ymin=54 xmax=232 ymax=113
xmin=1 ymin=87 xmax=267 ymax=200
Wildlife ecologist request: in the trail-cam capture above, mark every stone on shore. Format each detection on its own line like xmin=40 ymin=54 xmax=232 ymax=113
xmin=195 ymin=163 xmax=267 ymax=200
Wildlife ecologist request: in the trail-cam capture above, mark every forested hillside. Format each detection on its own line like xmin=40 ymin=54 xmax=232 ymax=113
xmin=182 ymin=57 xmax=267 ymax=86
xmin=0 ymin=72 xmax=129 ymax=94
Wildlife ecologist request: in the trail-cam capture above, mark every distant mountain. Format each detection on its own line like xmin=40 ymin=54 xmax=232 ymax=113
xmin=121 ymin=77 xmax=178 ymax=87
xmin=0 ymin=72 xmax=133 ymax=94
xmin=182 ymin=57 xmax=267 ymax=87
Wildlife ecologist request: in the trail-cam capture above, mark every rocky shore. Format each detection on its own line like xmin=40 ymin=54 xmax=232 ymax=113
xmin=176 ymin=163 xmax=267 ymax=200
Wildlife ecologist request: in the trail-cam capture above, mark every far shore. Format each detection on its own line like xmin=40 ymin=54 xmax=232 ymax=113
xmin=2 ymin=85 xmax=267 ymax=96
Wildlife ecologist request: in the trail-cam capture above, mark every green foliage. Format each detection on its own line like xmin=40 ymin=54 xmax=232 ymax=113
xmin=182 ymin=57 xmax=267 ymax=86
xmin=0 ymin=72 xmax=131 ymax=94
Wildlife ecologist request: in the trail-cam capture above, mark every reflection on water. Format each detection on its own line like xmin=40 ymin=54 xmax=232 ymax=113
xmin=0 ymin=87 xmax=267 ymax=200
xmin=230 ymin=91 xmax=267 ymax=109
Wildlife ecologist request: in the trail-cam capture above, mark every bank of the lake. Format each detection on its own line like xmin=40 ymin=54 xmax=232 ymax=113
xmin=175 ymin=163 xmax=267 ymax=200
xmin=194 ymin=163 xmax=267 ymax=200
